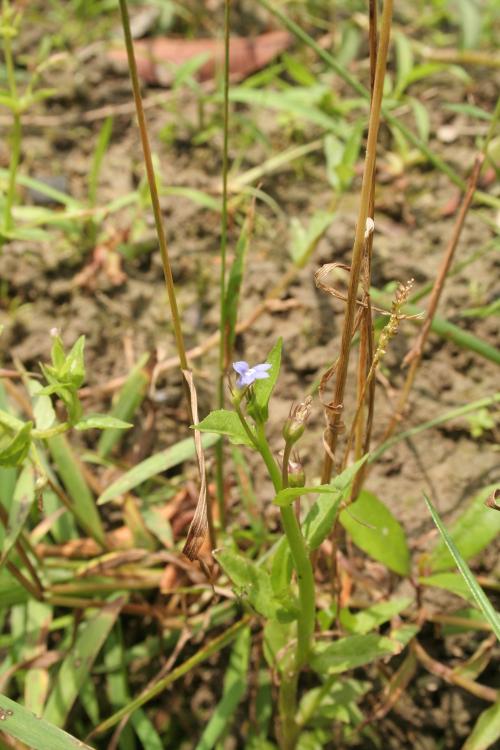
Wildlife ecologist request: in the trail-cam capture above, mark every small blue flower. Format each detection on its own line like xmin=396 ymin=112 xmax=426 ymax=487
xmin=233 ymin=360 xmax=272 ymax=388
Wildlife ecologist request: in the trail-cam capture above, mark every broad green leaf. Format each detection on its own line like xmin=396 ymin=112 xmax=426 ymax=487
xmin=340 ymin=597 xmax=412 ymax=635
xmin=0 ymin=464 xmax=35 ymax=567
xmin=0 ymin=570 xmax=29 ymax=607
xmin=28 ymin=379 xmax=56 ymax=432
xmin=424 ymin=494 xmax=500 ymax=640
xmin=462 ymin=699 xmax=500 ymax=750
xmin=74 ymin=414 xmax=133 ymax=431
xmin=304 ymin=458 xmax=367 ymax=551
xmin=215 ymin=549 xmax=279 ymax=619
xmin=298 ymin=678 xmax=369 ymax=727
xmin=97 ymin=433 xmax=219 ymax=504
xmin=0 ymin=693 xmax=95 ymax=750
xmin=0 ymin=419 xmax=33 ymax=467
xmin=130 ymin=709 xmax=163 ymax=750
xmin=195 ymin=626 xmax=251 ymax=750
xmin=263 ymin=619 xmax=296 ymax=674
xmin=430 ymin=484 xmax=500 ymax=572
xmin=43 ymin=596 xmax=124 ymax=725
xmin=310 ymin=633 xmax=399 ymax=675
xmin=340 ymin=490 xmax=410 ymax=576
xmin=194 ymin=409 xmax=255 ymax=447
xmin=248 ymin=338 xmax=282 ymax=422
xmin=419 ymin=572 xmax=476 ymax=603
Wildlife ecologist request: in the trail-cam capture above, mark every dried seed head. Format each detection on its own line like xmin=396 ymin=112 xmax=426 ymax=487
xmin=283 ymin=395 xmax=312 ymax=445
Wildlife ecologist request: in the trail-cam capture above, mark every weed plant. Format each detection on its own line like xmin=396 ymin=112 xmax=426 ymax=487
xmin=0 ymin=0 xmax=499 ymax=749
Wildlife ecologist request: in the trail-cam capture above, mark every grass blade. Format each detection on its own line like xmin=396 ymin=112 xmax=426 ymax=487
xmin=423 ymin=494 xmax=500 ymax=640
xmin=0 ymin=464 xmax=34 ymax=568
xmin=43 ymin=596 xmax=125 ymax=726
xmin=195 ymin=625 xmax=251 ymax=750
xmin=97 ymin=433 xmax=219 ymax=504
xmin=0 ymin=693 xmax=95 ymax=750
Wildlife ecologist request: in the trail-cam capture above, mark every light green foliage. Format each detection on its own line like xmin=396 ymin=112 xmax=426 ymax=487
xmin=0 ymin=693 xmax=95 ymax=750
xmin=340 ymin=491 xmax=411 ymax=576
xmin=424 ymin=494 xmax=500 ymax=640
xmin=430 ymin=484 xmax=500 ymax=571
xmin=195 ymin=409 xmax=256 ymax=446
xmin=247 ymin=338 xmax=283 ymax=422
xmin=311 ymin=634 xmax=399 ymax=676
xmin=462 ymin=699 xmax=500 ymax=750
xmin=0 ymin=464 xmax=34 ymax=567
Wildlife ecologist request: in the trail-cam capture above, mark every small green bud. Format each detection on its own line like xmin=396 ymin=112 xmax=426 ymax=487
xmin=282 ymin=396 xmax=312 ymax=445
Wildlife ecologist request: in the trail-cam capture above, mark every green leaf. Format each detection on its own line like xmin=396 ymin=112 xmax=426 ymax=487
xmin=28 ymin=379 xmax=56 ymax=432
xmin=430 ymin=484 xmax=500 ymax=572
xmin=194 ymin=409 xmax=255 ymax=447
xmin=43 ymin=597 xmax=124 ymax=726
xmin=462 ymin=699 xmax=500 ymax=750
xmin=409 ymin=97 xmax=430 ymax=143
xmin=74 ymin=414 xmax=133 ymax=431
xmin=97 ymin=433 xmax=219 ymax=504
xmin=424 ymin=494 xmax=500 ymax=640
xmin=0 ymin=693 xmax=95 ymax=750
xmin=456 ymin=0 xmax=482 ymax=49
xmin=248 ymin=338 xmax=282 ymax=422
xmin=340 ymin=490 xmax=410 ymax=576
xmin=0 ymin=464 xmax=35 ymax=567
xmin=289 ymin=210 xmax=335 ymax=267
xmin=394 ymin=31 xmax=414 ymax=95
xmin=419 ymin=572 xmax=476 ymax=603
xmin=195 ymin=626 xmax=251 ymax=750
xmin=310 ymin=633 xmax=399 ymax=675
xmin=0 ymin=420 xmax=32 ymax=467
xmin=340 ymin=597 xmax=413 ymax=635
xmin=215 ymin=549 xmax=279 ymax=619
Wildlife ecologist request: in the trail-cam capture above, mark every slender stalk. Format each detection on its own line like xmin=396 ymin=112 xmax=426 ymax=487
xmin=321 ymin=0 xmax=394 ymax=484
xmin=254 ymin=422 xmax=315 ymax=749
xmin=117 ymin=0 xmax=188 ymax=375
xmin=215 ymin=0 xmax=232 ymax=529
xmin=89 ymin=616 xmax=250 ymax=737
xmin=2 ymin=2 xmax=21 ymax=235
xmin=118 ymin=0 xmax=215 ymax=548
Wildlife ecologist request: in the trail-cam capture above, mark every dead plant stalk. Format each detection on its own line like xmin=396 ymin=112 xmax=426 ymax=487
xmin=321 ymin=0 xmax=394 ymax=484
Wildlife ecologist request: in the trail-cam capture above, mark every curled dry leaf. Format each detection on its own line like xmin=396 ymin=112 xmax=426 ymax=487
xmin=108 ymin=30 xmax=292 ymax=86
xmin=485 ymin=488 xmax=500 ymax=511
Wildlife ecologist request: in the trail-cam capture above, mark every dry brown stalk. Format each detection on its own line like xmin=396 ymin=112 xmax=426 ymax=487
xmin=320 ymin=0 xmax=394 ymax=485
xmin=411 ymin=639 xmax=498 ymax=703
xmin=381 ymin=153 xmax=485 ymax=443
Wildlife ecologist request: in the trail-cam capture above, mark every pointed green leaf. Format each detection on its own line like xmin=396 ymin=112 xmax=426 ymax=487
xmin=424 ymin=494 xmax=500 ymax=640
xmin=430 ymin=484 xmax=500 ymax=572
xmin=310 ymin=633 xmax=399 ymax=675
xmin=248 ymin=338 xmax=282 ymax=422
xmin=74 ymin=414 xmax=133 ymax=431
xmin=462 ymin=699 xmax=500 ymax=750
xmin=340 ymin=597 xmax=413 ymax=635
xmin=215 ymin=549 xmax=278 ymax=619
xmin=195 ymin=626 xmax=251 ymax=750
xmin=0 ymin=693 xmax=95 ymax=750
xmin=97 ymin=433 xmax=219 ymax=504
xmin=194 ymin=409 xmax=255 ymax=447
xmin=43 ymin=597 xmax=124 ymax=726
xmin=340 ymin=490 xmax=410 ymax=576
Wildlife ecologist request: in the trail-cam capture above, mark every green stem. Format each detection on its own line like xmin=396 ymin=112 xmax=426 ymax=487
xmin=2 ymin=5 xmax=21 ymax=235
xmin=253 ymin=421 xmax=315 ymax=749
xmin=215 ymin=0 xmax=232 ymax=529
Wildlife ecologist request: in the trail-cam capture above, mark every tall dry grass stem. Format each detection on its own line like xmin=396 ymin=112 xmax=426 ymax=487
xmin=320 ymin=0 xmax=394 ymax=485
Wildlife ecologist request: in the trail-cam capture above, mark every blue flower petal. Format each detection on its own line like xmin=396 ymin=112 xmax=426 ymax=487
xmin=233 ymin=361 xmax=249 ymax=376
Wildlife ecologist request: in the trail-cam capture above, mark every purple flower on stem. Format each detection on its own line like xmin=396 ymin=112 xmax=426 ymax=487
xmin=233 ymin=361 xmax=272 ymax=389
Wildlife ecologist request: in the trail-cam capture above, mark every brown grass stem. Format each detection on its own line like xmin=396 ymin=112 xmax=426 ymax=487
xmin=117 ymin=0 xmax=189 ymax=377
xmin=321 ymin=0 xmax=394 ymax=485
xmin=215 ymin=0 xmax=232 ymax=529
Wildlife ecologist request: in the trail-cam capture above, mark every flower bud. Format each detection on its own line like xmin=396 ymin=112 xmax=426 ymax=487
xmin=282 ymin=396 xmax=312 ymax=445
